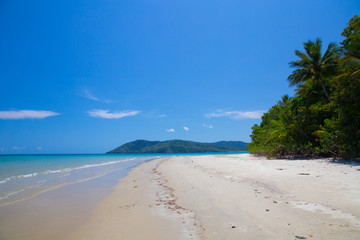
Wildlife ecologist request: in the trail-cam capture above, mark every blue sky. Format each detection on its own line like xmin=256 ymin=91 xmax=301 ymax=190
xmin=0 ymin=0 xmax=359 ymax=154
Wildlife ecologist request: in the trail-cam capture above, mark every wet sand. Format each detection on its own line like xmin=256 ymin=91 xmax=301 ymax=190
xmin=0 ymin=168 xmax=129 ymax=240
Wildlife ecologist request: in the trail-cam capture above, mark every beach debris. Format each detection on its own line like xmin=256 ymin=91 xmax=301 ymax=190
xmin=121 ymin=203 xmax=136 ymax=209
xmin=298 ymin=173 xmax=310 ymax=175
xmin=265 ymin=209 xmax=270 ymax=212
xmin=273 ymin=200 xmax=278 ymax=204
xmin=265 ymin=196 xmax=271 ymax=198
xmin=277 ymin=168 xmax=284 ymax=170
xmin=295 ymin=236 xmax=307 ymax=239
xmin=231 ymin=226 xmax=236 ymax=228
xmin=133 ymin=185 xmax=138 ymax=188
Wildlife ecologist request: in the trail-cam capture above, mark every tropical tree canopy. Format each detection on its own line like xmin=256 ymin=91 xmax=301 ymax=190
xmin=287 ymin=38 xmax=340 ymax=102
xmin=248 ymin=15 xmax=360 ymax=159
xmin=341 ymin=15 xmax=360 ymax=60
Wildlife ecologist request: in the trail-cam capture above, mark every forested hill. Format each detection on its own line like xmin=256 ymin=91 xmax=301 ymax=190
xmin=107 ymin=140 xmax=248 ymax=154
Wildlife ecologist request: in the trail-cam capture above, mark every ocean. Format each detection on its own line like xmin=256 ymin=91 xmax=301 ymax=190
xmin=0 ymin=152 xmax=246 ymax=207
xmin=0 ymin=154 xmax=161 ymax=206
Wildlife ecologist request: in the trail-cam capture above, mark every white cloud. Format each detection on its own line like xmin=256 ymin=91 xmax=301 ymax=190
xmin=0 ymin=147 xmax=4 ymax=152
xmin=166 ymin=128 xmax=175 ymax=133
xmin=83 ymin=89 xmax=112 ymax=103
xmin=183 ymin=127 xmax=190 ymax=131
xmin=0 ymin=110 xmax=59 ymax=120
xmin=88 ymin=109 xmax=140 ymax=119
xmin=83 ymin=89 xmax=100 ymax=101
xmin=36 ymin=147 xmax=42 ymax=150
xmin=13 ymin=146 xmax=26 ymax=150
xmin=202 ymin=124 xmax=213 ymax=129
xmin=158 ymin=114 xmax=167 ymax=118
xmin=205 ymin=110 xmax=265 ymax=120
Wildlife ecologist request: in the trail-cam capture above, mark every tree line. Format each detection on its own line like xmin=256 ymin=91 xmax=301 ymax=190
xmin=248 ymin=15 xmax=360 ymax=159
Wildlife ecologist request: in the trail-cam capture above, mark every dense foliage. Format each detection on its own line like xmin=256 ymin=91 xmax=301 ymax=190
xmin=248 ymin=15 xmax=360 ymax=159
xmin=107 ymin=139 xmax=248 ymax=153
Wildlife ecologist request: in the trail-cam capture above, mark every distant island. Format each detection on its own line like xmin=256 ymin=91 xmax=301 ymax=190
xmin=107 ymin=139 xmax=248 ymax=154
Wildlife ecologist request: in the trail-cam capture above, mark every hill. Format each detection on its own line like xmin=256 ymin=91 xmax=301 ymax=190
xmin=107 ymin=139 xmax=248 ymax=154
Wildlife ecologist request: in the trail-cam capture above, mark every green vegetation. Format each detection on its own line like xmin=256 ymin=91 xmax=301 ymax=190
xmin=107 ymin=139 xmax=248 ymax=154
xmin=248 ymin=15 xmax=360 ymax=159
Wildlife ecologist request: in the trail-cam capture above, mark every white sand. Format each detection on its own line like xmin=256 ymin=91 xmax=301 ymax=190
xmin=69 ymin=154 xmax=360 ymax=240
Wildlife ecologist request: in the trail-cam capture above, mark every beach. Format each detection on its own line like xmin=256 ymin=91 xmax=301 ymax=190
xmin=69 ymin=154 xmax=360 ymax=240
xmin=0 ymin=154 xmax=155 ymax=240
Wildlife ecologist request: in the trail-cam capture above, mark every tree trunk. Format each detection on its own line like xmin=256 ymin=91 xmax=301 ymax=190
xmin=319 ymin=75 xmax=332 ymax=102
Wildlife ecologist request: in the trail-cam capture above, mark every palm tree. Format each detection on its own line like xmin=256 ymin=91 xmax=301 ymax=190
xmin=276 ymin=94 xmax=292 ymax=108
xmin=288 ymin=38 xmax=340 ymax=102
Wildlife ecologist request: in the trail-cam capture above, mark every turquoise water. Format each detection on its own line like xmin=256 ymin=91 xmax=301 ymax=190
xmin=0 ymin=152 xmax=247 ymax=206
xmin=0 ymin=154 xmax=158 ymax=206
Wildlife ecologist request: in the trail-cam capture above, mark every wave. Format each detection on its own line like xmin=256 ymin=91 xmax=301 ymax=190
xmin=0 ymin=157 xmax=141 ymax=184
xmin=43 ymin=158 xmax=138 ymax=174
xmin=0 ymin=173 xmax=39 ymax=185
xmin=0 ymin=189 xmax=25 ymax=200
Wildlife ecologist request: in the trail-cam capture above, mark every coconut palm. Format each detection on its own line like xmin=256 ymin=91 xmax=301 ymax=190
xmin=276 ymin=94 xmax=292 ymax=108
xmin=288 ymin=38 xmax=340 ymax=102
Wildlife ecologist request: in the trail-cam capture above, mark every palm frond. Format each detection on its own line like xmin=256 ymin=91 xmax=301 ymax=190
xmin=288 ymin=38 xmax=339 ymax=102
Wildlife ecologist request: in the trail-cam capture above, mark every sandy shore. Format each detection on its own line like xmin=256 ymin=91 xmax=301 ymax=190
xmin=69 ymin=154 xmax=360 ymax=240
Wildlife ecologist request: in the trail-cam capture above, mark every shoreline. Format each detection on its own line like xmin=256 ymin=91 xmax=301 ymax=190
xmin=67 ymin=157 xmax=201 ymax=240
xmin=0 ymin=154 xmax=151 ymax=207
xmin=0 ymin=167 xmax=133 ymax=240
xmin=69 ymin=153 xmax=360 ymax=239
xmin=1 ymin=153 xmax=359 ymax=239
